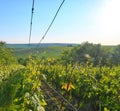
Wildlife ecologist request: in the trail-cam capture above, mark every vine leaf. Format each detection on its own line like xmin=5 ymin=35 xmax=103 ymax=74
xmin=62 ymin=82 xmax=75 ymax=91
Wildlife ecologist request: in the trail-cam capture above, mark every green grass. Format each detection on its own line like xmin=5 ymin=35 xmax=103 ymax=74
xmin=12 ymin=46 xmax=74 ymax=59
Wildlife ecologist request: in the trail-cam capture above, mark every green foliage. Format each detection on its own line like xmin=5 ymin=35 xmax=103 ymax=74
xmin=0 ymin=42 xmax=17 ymax=65
xmin=0 ymin=58 xmax=45 ymax=111
xmin=110 ymin=44 xmax=120 ymax=65
xmin=60 ymin=42 xmax=120 ymax=66
xmin=1 ymin=56 xmax=120 ymax=110
xmin=37 ymin=59 xmax=120 ymax=111
xmin=1 ymin=41 xmax=120 ymax=111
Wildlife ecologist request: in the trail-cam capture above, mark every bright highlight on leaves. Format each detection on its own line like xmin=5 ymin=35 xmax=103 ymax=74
xmin=62 ymin=83 xmax=75 ymax=91
xmin=104 ymin=107 xmax=110 ymax=111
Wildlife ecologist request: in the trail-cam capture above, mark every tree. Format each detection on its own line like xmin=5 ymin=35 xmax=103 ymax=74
xmin=0 ymin=41 xmax=17 ymax=65
xmin=111 ymin=45 xmax=120 ymax=65
xmin=60 ymin=42 xmax=110 ymax=66
xmin=0 ymin=41 xmax=6 ymax=47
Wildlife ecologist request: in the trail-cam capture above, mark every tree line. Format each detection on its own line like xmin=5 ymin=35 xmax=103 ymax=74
xmin=60 ymin=42 xmax=120 ymax=66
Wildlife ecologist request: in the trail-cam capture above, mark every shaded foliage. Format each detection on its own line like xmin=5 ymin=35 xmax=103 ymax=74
xmin=0 ymin=41 xmax=17 ymax=65
xmin=60 ymin=42 xmax=120 ymax=66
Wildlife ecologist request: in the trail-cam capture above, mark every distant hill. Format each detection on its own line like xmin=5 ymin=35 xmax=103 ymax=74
xmin=6 ymin=43 xmax=78 ymax=48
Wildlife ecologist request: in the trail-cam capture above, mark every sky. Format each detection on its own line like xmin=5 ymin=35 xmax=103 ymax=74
xmin=0 ymin=0 xmax=120 ymax=45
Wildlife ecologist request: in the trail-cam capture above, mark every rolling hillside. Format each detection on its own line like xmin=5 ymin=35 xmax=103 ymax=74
xmin=7 ymin=43 xmax=77 ymax=59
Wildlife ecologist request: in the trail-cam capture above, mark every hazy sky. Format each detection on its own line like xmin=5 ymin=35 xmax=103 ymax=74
xmin=0 ymin=0 xmax=120 ymax=45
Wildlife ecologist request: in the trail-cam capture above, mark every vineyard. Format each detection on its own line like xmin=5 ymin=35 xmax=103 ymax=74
xmin=1 ymin=0 xmax=120 ymax=110
xmin=0 ymin=42 xmax=120 ymax=111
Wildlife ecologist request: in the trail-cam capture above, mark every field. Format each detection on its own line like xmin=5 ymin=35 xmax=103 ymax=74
xmin=7 ymin=43 xmax=75 ymax=59
xmin=7 ymin=43 xmax=116 ymax=59
xmin=12 ymin=46 xmax=73 ymax=59
xmin=1 ymin=42 xmax=120 ymax=111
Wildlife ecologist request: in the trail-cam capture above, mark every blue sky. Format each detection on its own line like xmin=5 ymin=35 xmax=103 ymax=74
xmin=0 ymin=0 xmax=120 ymax=45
